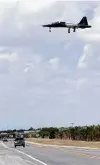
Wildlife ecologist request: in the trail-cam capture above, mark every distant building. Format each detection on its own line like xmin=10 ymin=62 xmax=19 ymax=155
xmin=24 ymin=130 xmax=35 ymax=134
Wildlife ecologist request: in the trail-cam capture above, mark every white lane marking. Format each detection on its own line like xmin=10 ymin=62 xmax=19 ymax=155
xmin=0 ymin=142 xmax=8 ymax=149
xmin=13 ymin=149 xmax=48 ymax=165
xmin=25 ymin=159 xmax=38 ymax=165
xmin=6 ymin=155 xmax=23 ymax=160
xmin=1 ymin=142 xmax=48 ymax=165
xmin=5 ymin=155 xmax=27 ymax=165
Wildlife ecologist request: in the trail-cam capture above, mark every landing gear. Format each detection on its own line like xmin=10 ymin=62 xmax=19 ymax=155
xmin=49 ymin=27 xmax=51 ymax=32
xmin=73 ymin=27 xmax=76 ymax=32
xmin=68 ymin=28 xmax=70 ymax=33
xmin=23 ymin=144 xmax=25 ymax=148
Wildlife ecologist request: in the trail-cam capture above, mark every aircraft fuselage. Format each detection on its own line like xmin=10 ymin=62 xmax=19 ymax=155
xmin=43 ymin=24 xmax=91 ymax=29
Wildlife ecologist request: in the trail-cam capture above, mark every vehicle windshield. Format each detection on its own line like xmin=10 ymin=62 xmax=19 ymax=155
xmin=15 ymin=138 xmax=24 ymax=141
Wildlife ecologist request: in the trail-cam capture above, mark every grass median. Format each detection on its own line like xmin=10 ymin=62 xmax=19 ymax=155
xmin=26 ymin=138 xmax=100 ymax=149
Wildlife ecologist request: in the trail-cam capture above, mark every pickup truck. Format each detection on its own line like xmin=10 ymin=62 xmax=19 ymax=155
xmin=14 ymin=137 xmax=25 ymax=148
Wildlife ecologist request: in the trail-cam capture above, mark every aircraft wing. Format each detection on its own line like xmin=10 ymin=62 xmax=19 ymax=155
xmin=66 ymin=24 xmax=78 ymax=28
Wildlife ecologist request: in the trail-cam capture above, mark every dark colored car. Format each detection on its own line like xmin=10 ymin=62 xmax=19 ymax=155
xmin=3 ymin=138 xmax=8 ymax=142
xmin=14 ymin=137 xmax=25 ymax=148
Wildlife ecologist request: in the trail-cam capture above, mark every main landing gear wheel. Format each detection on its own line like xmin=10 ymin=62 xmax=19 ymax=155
xmin=49 ymin=28 xmax=51 ymax=32
xmin=73 ymin=28 xmax=76 ymax=32
xmin=68 ymin=28 xmax=70 ymax=33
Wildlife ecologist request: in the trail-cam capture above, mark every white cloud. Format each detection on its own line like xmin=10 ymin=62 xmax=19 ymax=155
xmin=78 ymin=44 xmax=93 ymax=69
xmin=79 ymin=5 xmax=100 ymax=42
xmin=18 ymin=0 xmax=55 ymax=14
xmin=0 ymin=52 xmax=18 ymax=62
xmin=24 ymin=63 xmax=35 ymax=73
xmin=76 ymin=78 xmax=87 ymax=90
xmin=49 ymin=57 xmax=60 ymax=70
xmin=0 ymin=52 xmax=18 ymax=74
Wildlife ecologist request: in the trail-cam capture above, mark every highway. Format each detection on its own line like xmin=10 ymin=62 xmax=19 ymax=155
xmin=1 ymin=140 xmax=100 ymax=165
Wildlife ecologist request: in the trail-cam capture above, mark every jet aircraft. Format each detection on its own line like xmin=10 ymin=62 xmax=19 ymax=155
xmin=42 ymin=16 xmax=92 ymax=33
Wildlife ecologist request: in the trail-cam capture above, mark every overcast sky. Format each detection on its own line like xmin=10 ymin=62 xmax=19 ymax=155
xmin=0 ymin=0 xmax=100 ymax=130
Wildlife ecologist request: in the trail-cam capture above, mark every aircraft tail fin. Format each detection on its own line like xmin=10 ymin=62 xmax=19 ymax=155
xmin=78 ymin=16 xmax=88 ymax=25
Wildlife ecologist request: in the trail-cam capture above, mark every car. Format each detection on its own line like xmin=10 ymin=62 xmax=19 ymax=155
xmin=14 ymin=137 xmax=25 ymax=148
xmin=3 ymin=138 xmax=8 ymax=142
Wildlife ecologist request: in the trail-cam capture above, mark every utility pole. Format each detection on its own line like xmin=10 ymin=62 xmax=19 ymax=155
xmin=70 ymin=123 xmax=75 ymax=127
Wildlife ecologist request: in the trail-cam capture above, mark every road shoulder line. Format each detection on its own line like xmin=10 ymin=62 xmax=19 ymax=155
xmin=13 ymin=149 xmax=48 ymax=165
xmin=1 ymin=142 xmax=47 ymax=165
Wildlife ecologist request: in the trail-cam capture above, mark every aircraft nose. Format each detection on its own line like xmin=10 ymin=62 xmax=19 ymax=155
xmin=42 ymin=25 xmax=47 ymax=27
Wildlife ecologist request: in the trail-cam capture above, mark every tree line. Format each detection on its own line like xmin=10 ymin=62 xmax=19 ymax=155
xmin=38 ymin=125 xmax=100 ymax=141
xmin=1 ymin=125 xmax=100 ymax=141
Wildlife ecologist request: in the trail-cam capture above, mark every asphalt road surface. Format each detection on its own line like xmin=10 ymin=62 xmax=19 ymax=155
xmin=1 ymin=140 xmax=100 ymax=165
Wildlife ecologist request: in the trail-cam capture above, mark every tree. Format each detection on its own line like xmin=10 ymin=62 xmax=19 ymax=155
xmin=39 ymin=127 xmax=59 ymax=139
xmin=28 ymin=127 xmax=35 ymax=131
